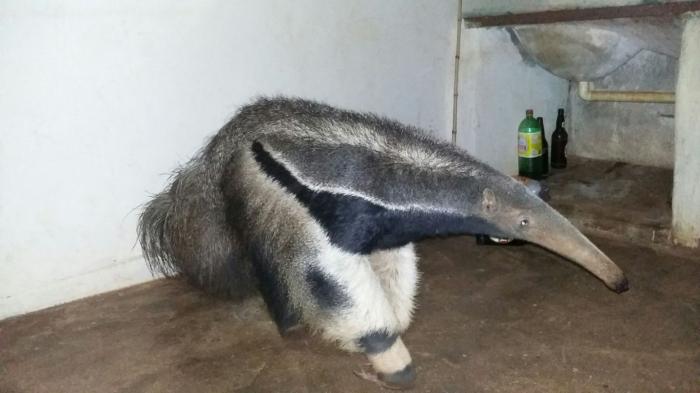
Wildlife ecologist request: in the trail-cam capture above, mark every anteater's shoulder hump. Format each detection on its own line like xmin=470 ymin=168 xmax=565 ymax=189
xmin=234 ymin=96 xmax=436 ymax=146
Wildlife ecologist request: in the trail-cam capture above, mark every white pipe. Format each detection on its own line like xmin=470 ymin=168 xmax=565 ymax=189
xmin=578 ymin=81 xmax=675 ymax=103
xmin=451 ymin=0 xmax=463 ymax=145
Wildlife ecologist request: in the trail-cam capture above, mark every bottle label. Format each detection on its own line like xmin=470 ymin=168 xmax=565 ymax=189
xmin=518 ymin=132 xmax=542 ymax=158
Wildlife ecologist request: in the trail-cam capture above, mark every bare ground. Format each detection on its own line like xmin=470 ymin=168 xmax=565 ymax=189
xmin=1 ymin=234 xmax=699 ymax=393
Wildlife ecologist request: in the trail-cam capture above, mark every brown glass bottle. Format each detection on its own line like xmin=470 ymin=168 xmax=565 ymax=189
xmin=551 ymin=108 xmax=568 ymax=169
xmin=537 ymin=116 xmax=549 ymax=176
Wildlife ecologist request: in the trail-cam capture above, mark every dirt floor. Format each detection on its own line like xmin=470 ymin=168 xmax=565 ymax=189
xmin=1 ymin=234 xmax=699 ymax=393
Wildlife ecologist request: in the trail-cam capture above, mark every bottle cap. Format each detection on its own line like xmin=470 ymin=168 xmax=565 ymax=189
xmin=526 ymin=109 xmax=533 ymax=116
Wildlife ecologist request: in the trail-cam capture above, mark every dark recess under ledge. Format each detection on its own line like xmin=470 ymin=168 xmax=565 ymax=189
xmin=546 ymin=156 xmax=675 ymax=250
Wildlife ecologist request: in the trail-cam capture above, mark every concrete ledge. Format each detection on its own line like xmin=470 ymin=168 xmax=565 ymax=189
xmin=544 ymin=156 xmax=699 ymax=257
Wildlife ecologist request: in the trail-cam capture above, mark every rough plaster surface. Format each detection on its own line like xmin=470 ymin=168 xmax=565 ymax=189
xmin=504 ymin=17 xmax=680 ymax=168
xmin=0 ymin=0 xmax=459 ymax=319
xmin=457 ymin=27 xmax=569 ymax=175
xmin=672 ymin=14 xmax=700 ymax=248
xmin=568 ymin=49 xmax=677 ymax=168
xmin=513 ymin=18 xmax=681 ymax=80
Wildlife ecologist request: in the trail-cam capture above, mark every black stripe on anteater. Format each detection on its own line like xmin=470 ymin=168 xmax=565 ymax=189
xmin=357 ymin=330 xmax=399 ymax=354
xmin=251 ymin=141 xmax=503 ymax=255
xmin=305 ymin=266 xmax=351 ymax=310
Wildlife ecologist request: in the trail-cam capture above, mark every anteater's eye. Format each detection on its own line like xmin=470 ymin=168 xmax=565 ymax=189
xmin=520 ymin=218 xmax=529 ymax=227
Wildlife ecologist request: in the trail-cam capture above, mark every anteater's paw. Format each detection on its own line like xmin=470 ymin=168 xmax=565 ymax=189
xmin=354 ymin=363 xmax=416 ymax=390
xmin=279 ymin=324 xmax=307 ymax=340
xmin=279 ymin=325 xmax=311 ymax=350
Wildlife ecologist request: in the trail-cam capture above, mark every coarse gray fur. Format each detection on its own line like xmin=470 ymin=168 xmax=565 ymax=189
xmin=138 ymin=96 xmax=627 ymax=387
xmin=138 ymin=96 xmax=506 ymax=298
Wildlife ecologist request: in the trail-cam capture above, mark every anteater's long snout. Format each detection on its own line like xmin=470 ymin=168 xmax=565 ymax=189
xmin=526 ymin=210 xmax=629 ymax=293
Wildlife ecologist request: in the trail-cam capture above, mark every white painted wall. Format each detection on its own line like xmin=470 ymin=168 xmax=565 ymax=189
xmin=672 ymin=13 xmax=700 ymax=248
xmin=0 ymin=0 xmax=459 ymax=319
xmin=456 ymin=26 xmax=569 ymax=175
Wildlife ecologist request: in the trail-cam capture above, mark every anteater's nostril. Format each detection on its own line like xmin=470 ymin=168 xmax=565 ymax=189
xmin=613 ymin=277 xmax=630 ymax=294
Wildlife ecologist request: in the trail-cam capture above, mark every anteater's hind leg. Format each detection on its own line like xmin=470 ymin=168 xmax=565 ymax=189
xmin=246 ymin=245 xmax=304 ymax=336
xmin=369 ymin=244 xmax=419 ymax=333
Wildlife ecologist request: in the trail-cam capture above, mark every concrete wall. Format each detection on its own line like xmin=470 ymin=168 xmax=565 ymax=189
xmin=456 ymin=27 xmax=569 ymax=175
xmin=506 ymin=19 xmax=679 ymax=168
xmin=0 ymin=0 xmax=459 ymax=319
xmin=672 ymin=14 xmax=700 ymax=248
xmin=568 ymin=50 xmax=677 ymax=168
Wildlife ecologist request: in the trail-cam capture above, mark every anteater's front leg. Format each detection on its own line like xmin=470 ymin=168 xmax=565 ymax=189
xmin=370 ymin=244 xmax=419 ymax=333
xmin=313 ymin=247 xmax=416 ymax=390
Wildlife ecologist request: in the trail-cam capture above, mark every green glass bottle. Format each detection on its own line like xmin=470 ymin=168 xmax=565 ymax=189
xmin=518 ymin=109 xmax=544 ymax=179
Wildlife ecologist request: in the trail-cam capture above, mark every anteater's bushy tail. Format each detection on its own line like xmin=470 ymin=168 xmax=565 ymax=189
xmin=137 ymin=190 xmax=178 ymax=277
xmin=137 ymin=161 xmax=257 ymax=299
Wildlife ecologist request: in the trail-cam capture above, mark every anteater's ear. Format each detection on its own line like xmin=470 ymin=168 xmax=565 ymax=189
xmin=482 ymin=188 xmax=498 ymax=214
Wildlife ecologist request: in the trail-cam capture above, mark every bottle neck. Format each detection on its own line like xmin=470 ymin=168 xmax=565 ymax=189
xmin=555 ymin=115 xmax=564 ymax=129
